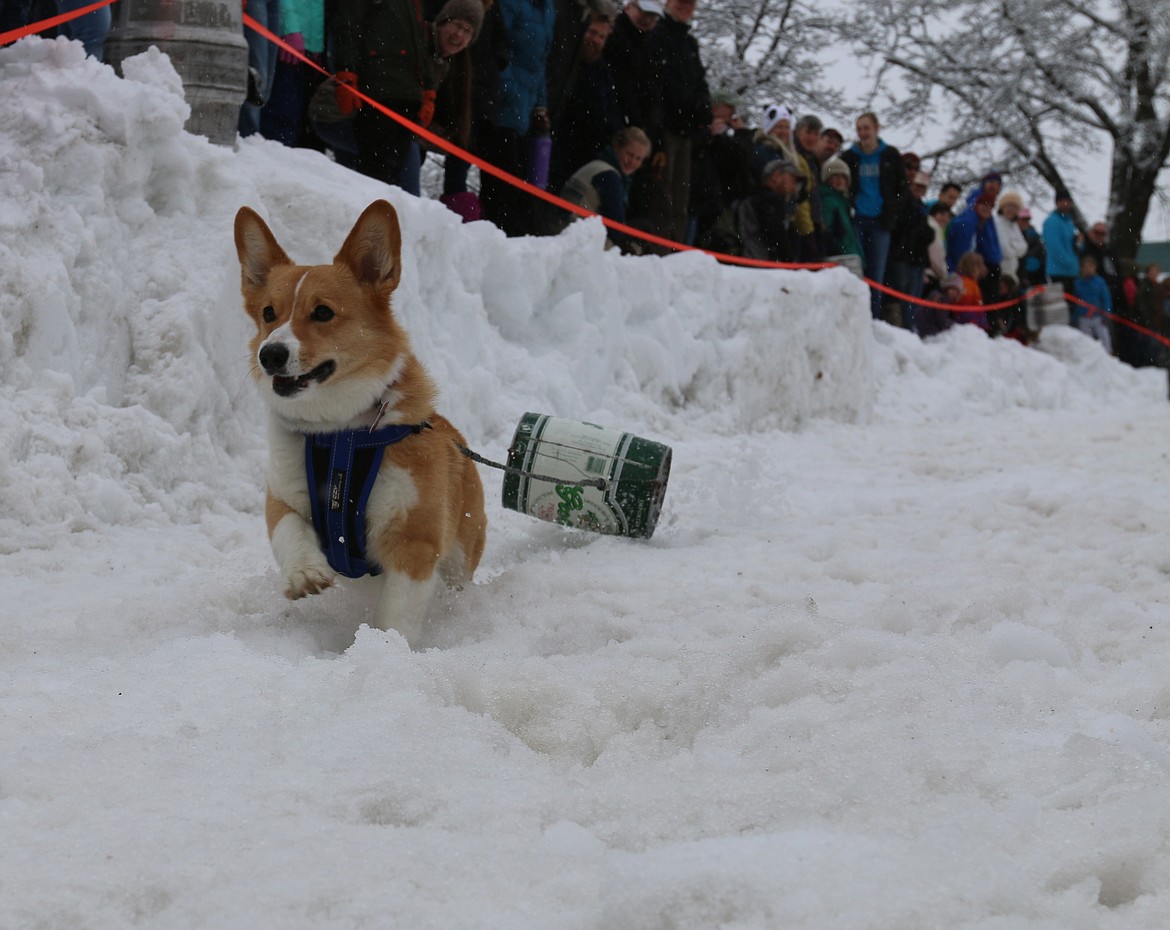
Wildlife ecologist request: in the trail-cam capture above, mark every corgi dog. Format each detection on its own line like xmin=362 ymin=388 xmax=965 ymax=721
xmin=233 ymin=199 xmax=486 ymax=643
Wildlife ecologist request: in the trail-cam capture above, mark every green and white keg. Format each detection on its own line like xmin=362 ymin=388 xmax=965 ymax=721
xmin=501 ymin=413 xmax=671 ymax=539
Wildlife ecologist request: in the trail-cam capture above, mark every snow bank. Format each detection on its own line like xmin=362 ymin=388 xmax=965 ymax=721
xmin=0 ymin=37 xmax=873 ymax=541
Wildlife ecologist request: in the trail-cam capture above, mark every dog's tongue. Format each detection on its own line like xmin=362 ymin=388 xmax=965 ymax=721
xmin=272 ymin=361 xmax=335 ymax=397
xmin=272 ymin=373 xmax=307 ymax=397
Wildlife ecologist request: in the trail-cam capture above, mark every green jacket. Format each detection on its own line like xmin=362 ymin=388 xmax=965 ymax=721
xmin=278 ymin=0 xmax=325 ymax=53
xmin=820 ymin=184 xmax=862 ymax=261
xmin=334 ymin=0 xmax=436 ymax=105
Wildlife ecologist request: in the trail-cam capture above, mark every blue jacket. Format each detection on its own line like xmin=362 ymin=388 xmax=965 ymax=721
xmin=1072 ymin=273 xmax=1112 ymax=323
xmin=1043 ymin=210 xmax=1080 ymax=278
xmin=945 ymin=208 xmax=1002 ymax=271
xmin=496 ymin=0 xmax=556 ymax=134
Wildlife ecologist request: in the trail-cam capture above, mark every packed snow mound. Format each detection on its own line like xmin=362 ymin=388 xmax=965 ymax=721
xmin=871 ymin=320 xmax=1167 ymax=423
xmin=0 ymin=37 xmax=1163 ymax=538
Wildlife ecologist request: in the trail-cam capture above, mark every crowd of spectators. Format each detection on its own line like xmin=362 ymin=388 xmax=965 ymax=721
xmin=7 ymin=0 xmax=1168 ymax=367
xmin=235 ymin=0 xmax=1170 ymax=365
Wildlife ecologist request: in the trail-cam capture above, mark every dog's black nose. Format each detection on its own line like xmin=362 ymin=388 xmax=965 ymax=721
xmin=258 ymin=342 xmax=289 ymax=374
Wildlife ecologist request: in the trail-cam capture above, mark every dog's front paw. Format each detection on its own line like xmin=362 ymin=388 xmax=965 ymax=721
xmin=284 ymin=563 xmax=337 ymax=599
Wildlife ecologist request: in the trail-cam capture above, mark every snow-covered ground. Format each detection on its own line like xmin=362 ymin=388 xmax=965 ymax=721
xmin=3 ymin=37 xmax=1170 ymax=929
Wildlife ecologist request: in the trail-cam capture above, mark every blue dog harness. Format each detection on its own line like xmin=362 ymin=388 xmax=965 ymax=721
xmin=305 ymin=422 xmax=427 ymax=578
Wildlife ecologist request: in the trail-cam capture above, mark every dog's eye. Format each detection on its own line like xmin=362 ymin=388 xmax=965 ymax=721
xmin=262 ymin=306 xmax=276 ymax=323
xmin=310 ymin=304 xmax=335 ymax=322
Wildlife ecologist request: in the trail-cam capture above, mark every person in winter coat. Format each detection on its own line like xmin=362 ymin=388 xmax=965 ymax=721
xmin=839 ymin=111 xmax=910 ymax=319
xmin=955 ymin=251 xmax=990 ymax=332
xmin=990 ymin=191 xmax=1028 ymax=333
xmin=478 ymin=0 xmax=556 ymax=235
xmin=240 ymin=0 xmax=281 ymax=137
xmin=547 ymin=12 xmax=623 ymax=195
xmin=751 ymin=104 xmax=815 ymax=246
xmin=605 ymin=0 xmax=665 ymax=141
xmin=652 ymin=0 xmax=710 ymax=244
xmin=1071 ymin=253 xmax=1113 ymax=352
xmin=886 ymin=172 xmax=935 ymax=331
xmin=604 ymin=0 xmax=668 ymax=241
xmin=547 ymin=0 xmax=618 ymax=116
xmin=414 ymin=0 xmax=484 ymax=196
xmin=963 ymin=171 xmax=1002 ymax=209
xmin=334 ymin=0 xmax=437 ymax=190
xmin=946 ymin=192 xmax=1001 ymax=274
xmin=495 ymin=0 xmax=555 ymax=136
xmin=690 ymin=89 xmax=755 ymax=247
xmin=819 ymin=158 xmax=862 ymax=266
xmin=917 ymin=273 xmax=961 ymax=339
xmin=1042 ymin=188 xmax=1082 ymax=287
xmin=258 ymin=0 xmax=325 ymax=147
xmin=792 ymin=113 xmax=827 ymax=261
xmin=557 ymin=126 xmax=651 ymax=252
xmin=925 ymin=201 xmax=951 ymax=288
xmin=1126 ymin=263 xmax=1164 ymax=368
xmin=1018 ymin=208 xmax=1046 ymax=288
xmin=1081 ymin=221 xmax=1126 ymax=316
xmin=993 ymin=192 xmax=1028 ymax=286
xmin=740 ymin=158 xmax=803 ymax=263
xmin=795 ymin=114 xmax=833 ymax=256
xmin=436 ymin=0 xmax=507 ymax=217
xmin=707 ymin=91 xmax=756 ymax=201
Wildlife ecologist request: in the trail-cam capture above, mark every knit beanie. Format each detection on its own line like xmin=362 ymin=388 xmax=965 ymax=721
xmin=822 ymin=157 xmax=850 ymax=184
xmin=435 ymin=0 xmax=485 ymax=40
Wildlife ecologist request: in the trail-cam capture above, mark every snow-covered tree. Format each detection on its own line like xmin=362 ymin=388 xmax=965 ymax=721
xmin=691 ymin=0 xmax=845 ymax=124
xmin=843 ymin=0 xmax=1170 ymax=260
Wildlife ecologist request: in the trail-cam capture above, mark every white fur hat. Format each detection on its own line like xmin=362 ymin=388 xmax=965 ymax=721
xmin=761 ymin=103 xmax=792 ymax=134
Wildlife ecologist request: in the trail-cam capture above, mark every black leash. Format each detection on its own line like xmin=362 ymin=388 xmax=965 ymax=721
xmin=374 ymin=416 xmax=636 ymax=491
xmin=454 ymin=442 xmax=609 ymax=491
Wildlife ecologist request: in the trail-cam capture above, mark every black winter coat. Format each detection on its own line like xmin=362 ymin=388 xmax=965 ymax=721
xmin=604 ymin=13 xmax=667 ymax=145
xmin=889 ymin=195 xmax=934 ymax=265
xmin=653 ymin=15 xmax=710 ymax=137
xmin=335 ymin=0 xmax=434 ymax=105
xmin=745 ymin=187 xmax=800 ymax=263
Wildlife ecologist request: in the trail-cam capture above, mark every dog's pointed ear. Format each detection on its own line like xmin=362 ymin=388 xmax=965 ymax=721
xmin=334 ymin=200 xmax=402 ymax=294
xmin=235 ymin=206 xmax=292 ymax=289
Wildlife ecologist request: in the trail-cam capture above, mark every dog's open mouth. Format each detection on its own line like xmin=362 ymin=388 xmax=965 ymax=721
xmin=271 ymin=360 xmax=336 ymax=397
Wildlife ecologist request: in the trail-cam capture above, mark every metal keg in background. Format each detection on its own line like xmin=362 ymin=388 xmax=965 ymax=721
xmin=105 ymin=0 xmax=247 ymax=146
xmin=1026 ymin=282 xmax=1071 ymax=331
xmin=501 ymin=413 xmax=672 ymax=539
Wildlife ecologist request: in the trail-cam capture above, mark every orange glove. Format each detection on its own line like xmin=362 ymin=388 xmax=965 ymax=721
xmin=418 ymin=89 xmax=436 ymax=128
xmin=334 ymin=71 xmax=362 ymax=115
